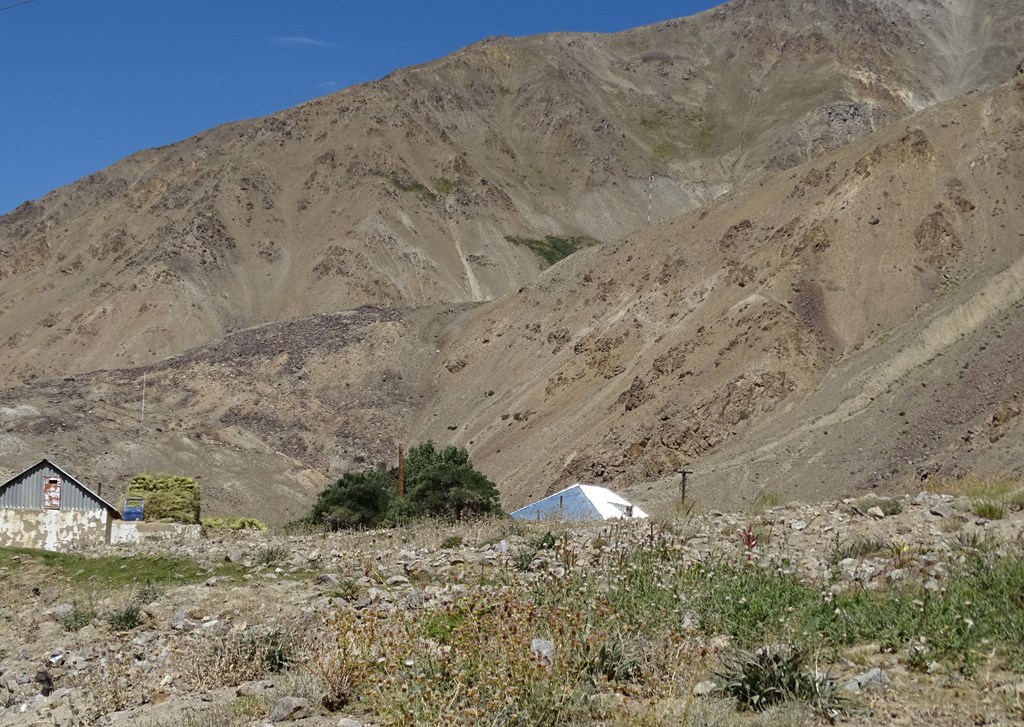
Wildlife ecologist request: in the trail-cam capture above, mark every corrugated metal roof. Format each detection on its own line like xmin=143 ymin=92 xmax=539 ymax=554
xmin=510 ymin=483 xmax=648 ymax=521
xmin=0 ymin=458 xmax=121 ymax=516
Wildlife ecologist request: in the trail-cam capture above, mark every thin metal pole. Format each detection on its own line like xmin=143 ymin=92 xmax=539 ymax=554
xmin=139 ymin=373 xmax=146 ymax=438
xmin=647 ymin=175 xmax=654 ymax=225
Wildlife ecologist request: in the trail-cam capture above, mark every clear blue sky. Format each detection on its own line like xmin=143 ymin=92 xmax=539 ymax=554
xmin=0 ymin=0 xmax=721 ymax=214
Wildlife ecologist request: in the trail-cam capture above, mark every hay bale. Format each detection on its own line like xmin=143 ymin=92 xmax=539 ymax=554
xmin=124 ymin=474 xmax=201 ymax=524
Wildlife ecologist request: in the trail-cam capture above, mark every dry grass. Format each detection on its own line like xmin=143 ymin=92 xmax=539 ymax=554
xmin=923 ymin=474 xmax=1024 ymax=519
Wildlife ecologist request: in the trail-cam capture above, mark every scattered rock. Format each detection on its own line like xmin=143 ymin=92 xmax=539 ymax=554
xmin=692 ymin=680 xmax=717 ymax=697
xmin=269 ymin=696 xmax=312 ymax=722
xmin=844 ymin=667 xmax=892 ymax=693
xmin=867 ymin=506 xmax=886 ymax=519
xmin=530 ymin=638 xmax=555 ymax=665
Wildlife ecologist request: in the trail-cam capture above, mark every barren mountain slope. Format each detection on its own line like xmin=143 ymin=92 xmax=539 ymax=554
xmin=3 ymin=73 xmax=1022 ymax=522
xmin=413 ymin=73 xmax=1024 ymax=511
xmin=0 ymin=305 xmax=465 ymax=523
xmin=1 ymin=0 xmax=1021 ymax=385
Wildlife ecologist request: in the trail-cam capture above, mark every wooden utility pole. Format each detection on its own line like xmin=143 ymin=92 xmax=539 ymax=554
xmin=679 ymin=469 xmax=693 ymax=505
xmin=398 ymin=444 xmax=405 ymax=498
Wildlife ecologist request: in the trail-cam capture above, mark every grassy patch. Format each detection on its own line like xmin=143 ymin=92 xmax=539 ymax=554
xmin=691 ymin=125 xmax=716 ymax=154
xmin=432 ymin=177 xmax=460 ymax=196
xmin=0 ymin=547 xmax=241 ymax=590
xmin=505 ymin=234 xmax=601 ymax=267
xmin=926 ymin=474 xmax=1024 ymax=519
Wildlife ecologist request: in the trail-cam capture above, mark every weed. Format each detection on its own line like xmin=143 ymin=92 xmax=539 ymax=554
xmin=106 ymin=603 xmax=144 ymax=631
xmin=530 ymin=531 xmax=559 ymax=550
xmin=423 ymin=610 xmax=465 ymax=644
xmin=717 ymin=645 xmax=843 ymax=719
xmin=256 ymin=545 xmax=290 ymax=566
xmin=59 ymin=604 xmax=96 ymax=632
xmin=513 ymin=548 xmax=538 ymax=572
xmin=583 ymin=635 xmax=642 ymax=683
xmin=831 ymin=536 xmax=888 ymax=563
xmin=440 ymin=535 xmax=463 ymax=549
xmin=972 ymin=499 xmax=1007 ymax=519
xmin=328 ymin=577 xmax=359 ymax=601
xmin=247 ymin=630 xmax=293 ymax=673
xmin=134 ymin=579 xmax=163 ymax=605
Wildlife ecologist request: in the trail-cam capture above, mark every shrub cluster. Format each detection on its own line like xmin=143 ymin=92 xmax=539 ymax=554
xmin=306 ymin=442 xmax=502 ymax=530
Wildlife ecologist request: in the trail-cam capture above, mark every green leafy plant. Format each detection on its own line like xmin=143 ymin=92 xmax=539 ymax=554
xmin=105 ymin=604 xmax=143 ymax=631
xmin=59 ymin=604 xmax=96 ymax=632
xmin=717 ymin=645 xmax=843 ymax=718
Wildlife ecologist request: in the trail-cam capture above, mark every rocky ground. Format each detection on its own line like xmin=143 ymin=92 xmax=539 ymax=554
xmin=2 ymin=487 xmax=1023 ymax=726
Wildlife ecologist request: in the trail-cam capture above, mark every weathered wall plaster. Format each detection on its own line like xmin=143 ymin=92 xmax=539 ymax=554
xmin=0 ymin=508 xmax=111 ymax=551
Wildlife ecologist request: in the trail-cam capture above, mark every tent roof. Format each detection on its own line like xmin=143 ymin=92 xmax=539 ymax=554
xmin=510 ymin=483 xmax=648 ymax=521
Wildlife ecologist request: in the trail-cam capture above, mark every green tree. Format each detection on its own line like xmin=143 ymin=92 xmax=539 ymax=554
xmin=308 ymin=466 xmax=394 ymax=529
xmin=307 ymin=442 xmax=502 ymax=530
xmin=406 ymin=442 xmax=502 ymax=518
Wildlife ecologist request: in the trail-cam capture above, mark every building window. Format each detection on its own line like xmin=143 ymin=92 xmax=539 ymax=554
xmin=44 ymin=477 xmax=62 ymax=509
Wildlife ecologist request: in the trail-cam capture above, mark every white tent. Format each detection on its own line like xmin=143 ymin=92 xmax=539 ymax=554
xmin=510 ymin=483 xmax=648 ymax=521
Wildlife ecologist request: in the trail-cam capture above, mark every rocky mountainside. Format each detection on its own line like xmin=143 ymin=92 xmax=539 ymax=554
xmin=1 ymin=0 xmax=1021 ymax=383
xmin=1 ymin=0 xmax=1023 ymax=521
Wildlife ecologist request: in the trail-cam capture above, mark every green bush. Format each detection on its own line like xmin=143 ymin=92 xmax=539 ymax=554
xmin=308 ymin=465 xmax=394 ymax=529
xmin=124 ymin=474 xmax=201 ymax=523
xmin=306 ymin=441 xmax=502 ymax=530
xmin=405 ymin=442 xmax=502 ymax=519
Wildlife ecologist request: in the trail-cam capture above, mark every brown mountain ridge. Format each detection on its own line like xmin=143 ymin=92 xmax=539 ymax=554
xmin=1 ymin=0 xmax=1023 ymax=522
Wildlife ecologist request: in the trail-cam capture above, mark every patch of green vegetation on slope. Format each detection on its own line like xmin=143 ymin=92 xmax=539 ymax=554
xmin=504 ymin=234 xmax=601 ymax=267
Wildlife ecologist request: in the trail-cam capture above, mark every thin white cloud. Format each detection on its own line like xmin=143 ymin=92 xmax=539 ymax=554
xmin=271 ymin=36 xmax=337 ymax=48
xmin=317 ymin=81 xmax=339 ymax=90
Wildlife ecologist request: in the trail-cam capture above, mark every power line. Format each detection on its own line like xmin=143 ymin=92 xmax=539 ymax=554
xmin=0 ymin=1 xmax=34 ymax=13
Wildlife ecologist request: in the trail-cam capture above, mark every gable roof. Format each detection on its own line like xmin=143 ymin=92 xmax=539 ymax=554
xmin=510 ymin=483 xmax=648 ymax=521
xmin=0 ymin=458 xmax=121 ymax=517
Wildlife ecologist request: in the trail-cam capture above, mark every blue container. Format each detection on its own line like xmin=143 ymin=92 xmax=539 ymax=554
xmin=122 ymin=497 xmax=145 ymax=521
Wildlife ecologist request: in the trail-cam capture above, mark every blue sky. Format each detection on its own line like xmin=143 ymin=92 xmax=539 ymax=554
xmin=0 ymin=0 xmax=721 ymax=214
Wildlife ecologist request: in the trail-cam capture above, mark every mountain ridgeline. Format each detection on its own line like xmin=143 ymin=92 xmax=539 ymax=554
xmin=1 ymin=0 xmax=1023 ymax=522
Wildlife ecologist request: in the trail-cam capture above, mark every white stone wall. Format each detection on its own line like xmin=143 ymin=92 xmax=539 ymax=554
xmin=110 ymin=521 xmax=204 ymax=545
xmin=0 ymin=508 xmax=110 ymax=551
